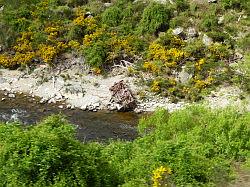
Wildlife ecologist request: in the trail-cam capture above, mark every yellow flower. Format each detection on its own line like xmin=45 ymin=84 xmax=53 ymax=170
xmin=152 ymin=166 xmax=172 ymax=187
xmin=151 ymin=80 xmax=161 ymax=92
xmin=195 ymin=58 xmax=205 ymax=71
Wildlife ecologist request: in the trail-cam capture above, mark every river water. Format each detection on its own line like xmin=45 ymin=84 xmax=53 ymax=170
xmin=0 ymin=91 xmax=139 ymax=141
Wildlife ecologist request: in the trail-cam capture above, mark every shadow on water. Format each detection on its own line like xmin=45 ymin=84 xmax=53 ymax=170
xmin=0 ymin=91 xmax=140 ymax=142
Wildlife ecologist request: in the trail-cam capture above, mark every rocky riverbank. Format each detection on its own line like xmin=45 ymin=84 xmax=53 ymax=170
xmin=0 ymin=56 xmax=249 ymax=113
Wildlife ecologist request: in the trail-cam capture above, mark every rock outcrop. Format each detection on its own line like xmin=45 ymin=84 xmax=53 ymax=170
xmin=109 ymin=80 xmax=136 ymax=111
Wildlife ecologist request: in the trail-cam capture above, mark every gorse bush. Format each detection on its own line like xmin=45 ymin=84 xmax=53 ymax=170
xmin=0 ymin=106 xmax=249 ymax=186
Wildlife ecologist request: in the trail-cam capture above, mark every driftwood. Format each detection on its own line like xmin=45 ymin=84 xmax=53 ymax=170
xmin=109 ymin=80 xmax=136 ymax=111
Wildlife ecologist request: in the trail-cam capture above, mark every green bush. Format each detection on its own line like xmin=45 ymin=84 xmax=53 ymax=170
xmin=221 ymin=0 xmax=250 ymax=10
xmin=82 ymin=41 xmax=108 ymax=68
xmin=103 ymin=106 xmax=250 ymax=186
xmin=200 ymin=14 xmax=219 ymax=32
xmin=0 ymin=115 xmax=117 ymax=186
xmin=174 ymin=0 xmax=189 ymax=13
xmin=138 ymin=2 xmax=171 ymax=34
xmin=0 ymin=106 xmax=249 ymax=186
xmin=101 ymin=6 xmax=122 ymax=27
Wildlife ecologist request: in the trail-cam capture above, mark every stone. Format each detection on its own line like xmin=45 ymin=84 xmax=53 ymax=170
xmin=39 ymin=98 xmax=47 ymax=104
xmin=218 ymin=16 xmax=224 ymax=24
xmin=109 ymin=80 xmax=137 ymax=111
xmin=173 ymin=27 xmax=184 ymax=35
xmin=80 ymin=105 xmax=87 ymax=110
xmin=0 ymin=77 xmax=7 ymax=84
xmin=8 ymin=93 xmax=15 ymax=98
xmin=173 ymin=27 xmax=186 ymax=39
xmin=48 ymin=98 xmax=56 ymax=104
xmin=1 ymin=98 xmax=5 ymax=101
xmin=208 ymin=0 xmax=217 ymax=3
xmin=178 ymin=67 xmax=192 ymax=84
xmin=58 ymin=105 xmax=64 ymax=109
xmin=187 ymin=27 xmax=197 ymax=38
xmin=104 ymin=3 xmax=112 ymax=7
xmin=203 ymin=34 xmax=213 ymax=46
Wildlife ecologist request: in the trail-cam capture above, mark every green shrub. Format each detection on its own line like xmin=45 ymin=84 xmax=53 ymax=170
xmin=0 ymin=106 xmax=249 ymax=186
xmin=174 ymin=0 xmax=189 ymax=13
xmin=101 ymin=6 xmax=122 ymax=27
xmin=221 ymin=0 xmax=250 ymax=10
xmin=103 ymin=106 xmax=250 ymax=186
xmin=200 ymin=14 xmax=219 ymax=32
xmin=138 ymin=2 xmax=171 ymax=34
xmin=82 ymin=41 xmax=108 ymax=68
xmin=0 ymin=115 xmax=117 ymax=186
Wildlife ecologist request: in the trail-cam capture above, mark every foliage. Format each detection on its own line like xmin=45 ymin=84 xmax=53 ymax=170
xmin=0 ymin=0 xmax=249 ymax=101
xmin=0 ymin=106 xmax=249 ymax=186
xmin=138 ymin=2 xmax=171 ymax=35
xmin=101 ymin=6 xmax=121 ymax=27
xmin=0 ymin=115 xmax=117 ymax=186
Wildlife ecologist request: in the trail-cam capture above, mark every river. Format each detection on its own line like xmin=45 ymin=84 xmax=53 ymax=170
xmin=0 ymin=91 xmax=139 ymax=141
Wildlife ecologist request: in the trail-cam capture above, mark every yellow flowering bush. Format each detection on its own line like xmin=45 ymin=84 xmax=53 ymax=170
xmin=68 ymin=40 xmax=80 ymax=50
xmin=193 ymin=75 xmax=214 ymax=89
xmin=12 ymin=52 xmax=36 ymax=66
xmin=151 ymin=80 xmax=161 ymax=92
xmin=37 ymin=44 xmax=58 ymax=63
xmin=107 ymin=35 xmax=136 ymax=61
xmin=143 ymin=61 xmax=160 ymax=74
xmin=152 ymin=166 xmax=172 ymax=187
xmin=83 ymin=28 xmax=105 ymax=46
xmin=195 ymin=58 xmax=205 ymax=71
xmin=45 ymin=26 xmax=61 ymax=40
xmin=73 ymin=8 xmax=97 ymax=32
xmin=208 ymin=43 xmax=231 ymax=60
xmin=148 ymin=42 xmax=187 ymax=68
xmin=0 ymin=54 xmax=14 ymax=68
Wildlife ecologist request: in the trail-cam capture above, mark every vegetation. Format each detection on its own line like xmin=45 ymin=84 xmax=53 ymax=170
xmin=0 ymin=0 xmax=249 ymax=100
xmin=0 ymin=106 xmax=249 ymax=186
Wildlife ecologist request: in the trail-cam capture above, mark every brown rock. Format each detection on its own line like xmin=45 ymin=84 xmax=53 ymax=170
xmin=109 ymin=80 xmax=136 ymax=111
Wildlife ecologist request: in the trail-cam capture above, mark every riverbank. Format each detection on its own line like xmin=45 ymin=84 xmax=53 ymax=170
xmin=0 ymin=56 xmax=249 ymax=113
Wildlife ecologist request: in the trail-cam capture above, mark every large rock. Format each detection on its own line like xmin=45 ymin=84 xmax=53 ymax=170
xmin=109 ymin=80 xmax=136 ymax=111
xmin=203 ymin=34 xmax=213 ymax=46
xmin=187 ymin=27 xmax=197 ymax=38
xmin=173 ymin=27 xmax=186 ymax=39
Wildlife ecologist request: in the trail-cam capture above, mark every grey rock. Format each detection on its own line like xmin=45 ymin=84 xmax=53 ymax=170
xmin=173 ymin=27 xmax=186 ymax=39
xmin=187 ymin=27 xmax=197 ymax=38
xmin=104 ymin=3 xmax=112 ymax=7
xmin=1 ymin=98 xmax=6 ymax=101
xmin=0 ymin=77 xmax=7 ymax=84
xmin=40 ymin=98 xmax=48 ymax=104
xmin=173 ymin=27 xmax=184 ymax=36
xmin=8 ymin=93 xmax=15 ymax=98
xmin=203 ymin=34 xmax=213 ymax=46
xmin=80 ymin=105 xmax=87 ymax=110
xmin=208 ymin=0 xmax=217 ymax=3
xmin=178 ymin=67 xmax=192 ymax=84
xmin=218 ymin=16 xmax=224 ymax=24
xmin=48 ymin=98 xmax=56 ymax=104
xmin=58 ymin=105 xmax=64 ymax=109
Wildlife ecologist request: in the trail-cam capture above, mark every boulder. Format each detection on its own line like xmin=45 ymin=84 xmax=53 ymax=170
xmin=172 ymin=27 xmax=186 ymax=39
xmin=203 ymin=34 xmax=213 ymax=46
xmin=109 ymin=80 xmax=136 ymax=111
xmin=187 ymin=27 xmax=197 ymax=38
